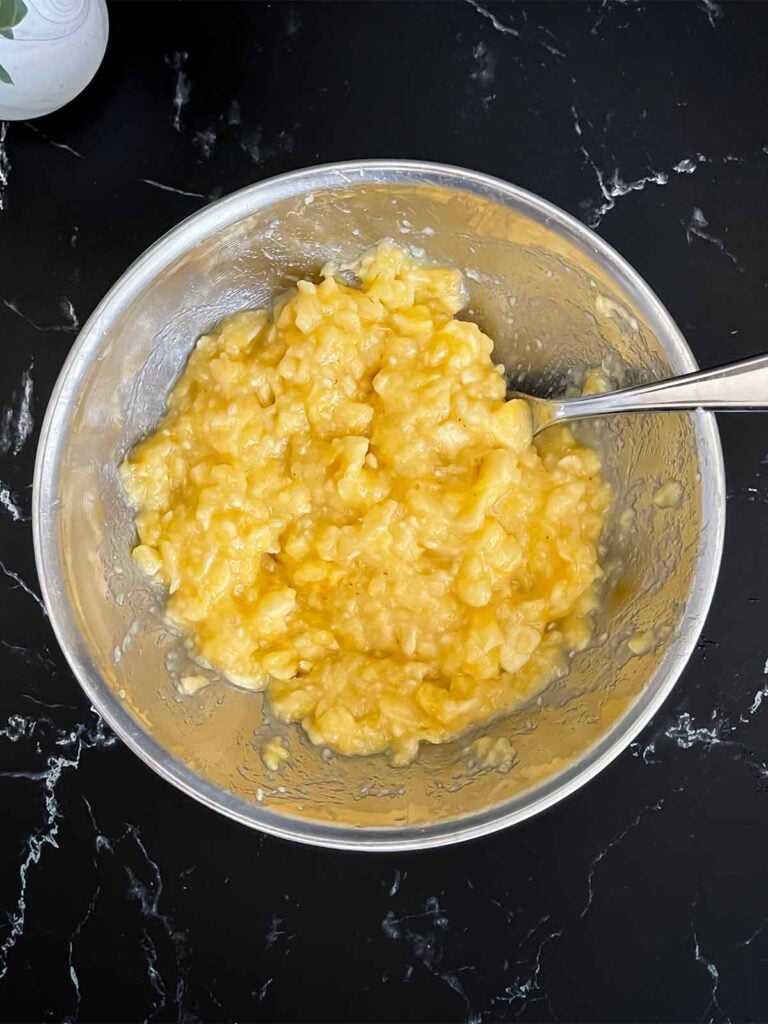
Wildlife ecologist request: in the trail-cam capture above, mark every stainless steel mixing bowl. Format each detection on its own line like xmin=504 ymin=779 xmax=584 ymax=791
xmin=33 ymin=161 xmax=725 ymax=850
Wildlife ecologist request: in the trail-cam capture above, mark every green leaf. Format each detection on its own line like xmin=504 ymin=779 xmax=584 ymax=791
xmin=0 ymin=62 xmax=13 ymax=85
xmin=0 ymin=0 xmax=27 ymax=32
xmin=0 ymin=27 xmax=12 ymax=38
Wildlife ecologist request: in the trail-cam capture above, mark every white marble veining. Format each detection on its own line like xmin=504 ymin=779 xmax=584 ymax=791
xmin=0 ymin=751 xmax=80 ymax=980
xmin=0 ymin=122 xmax=9 ymax=211
xmin=746 ymin=660 xmax=768 ymax=717
xmin=124 ymin=824 xmax=189 ymax=1017
xmin=693 ymin=923 xmax=728 ymax=1023
xmin=634 ymin=674 xmax=768 ymax=780
xmin=0 ymin=713 xmax=34 ymax=744
xmin=0 ymin=558 xmax=46 ymax=614
xmin=465 ymin=0 xmax=565 ymax=57
xmin=193 ymin=126 xmax=217 ymax=158
xmin=465 ymin=0 xmax=519 ymax=38
xmin=0 ymin=715 xmax=115 ymax=982
xmin=0 ymin=483 xmax=25 ymax=522
xmin=591 ymin=0 xmax=723 ymax=37
xmin=580 ymin=794 xmax=671 ymax=919
xmin=571 ymin=103 xmax=671 ymax=227
xmin=0 ymin=362 xmax=33 ymax=458
xmin=674 ymin=156 xmax=705 ymax=174
xmin=685 ymin=207 xmax=743 ymax=271
xmin=1 ymin=297 xmax=79 ymax=333
xmin=23 ymin=120 xmax=83 ymax=159
xmin=166 ymin=51 xmax=190 ymax=132
xmin=382 ymin=897 xmax=480 ymax=1023
xmin=469 ymin=41 xmax=496 ymax=111
xmin=700 ymin=0 xmax=723 ymax=29
xmin=570 ymin=97 xmax=767 ymax=233
xmin=264 ymin=914 xmax=289 ymax=951
xmin=141 ymin=177 xmax=205 ymax=199
xmin=66 ymin=862 xmax=99 ymax=1016
xmin=494 ymin=916 xmax=562 ymax=1020
xmin=67 ymin=792 xmax=190 ymax=1020
xmin=139 ymin=931 xmax=167 ymax=1016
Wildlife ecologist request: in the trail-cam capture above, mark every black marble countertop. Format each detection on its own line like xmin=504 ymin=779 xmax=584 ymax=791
xmin=2 ymin=2 xmax=768 ymax=1020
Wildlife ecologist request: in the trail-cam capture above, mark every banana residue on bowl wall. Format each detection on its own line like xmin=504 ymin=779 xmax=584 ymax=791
xmin=261 ymin=735 xmax=291 ymax=772
xmin=653 ymin=480 xmax=684 ymax=509
xmin=119 ymin=242 xmax=613 ymax=767
xmin=462 ymin=734 xmax=517 ymax=774
xmin=41 ymin=170 xmax=718 ymax=843
xmin=178 ymin=674 xmax=210 ymax=696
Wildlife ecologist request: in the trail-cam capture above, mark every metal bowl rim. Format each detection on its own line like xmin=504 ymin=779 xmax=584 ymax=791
xmin=32 ymin=159 xmax=726 ymax=851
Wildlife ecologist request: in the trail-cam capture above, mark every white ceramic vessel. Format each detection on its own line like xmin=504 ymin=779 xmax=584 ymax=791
xmin=0 ymin=0 xmax=108 ymax=120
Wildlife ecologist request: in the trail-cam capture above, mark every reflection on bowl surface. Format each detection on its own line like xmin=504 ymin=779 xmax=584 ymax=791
xmin=33 ymin=162 xmax=725 ymax=850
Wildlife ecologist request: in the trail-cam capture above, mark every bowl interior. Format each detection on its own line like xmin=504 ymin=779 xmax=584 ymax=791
xmin=35 ymin=165 xmax=723 ymax=848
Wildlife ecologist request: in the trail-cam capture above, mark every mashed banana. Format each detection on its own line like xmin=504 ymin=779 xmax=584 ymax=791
xmin=121 ymin=243 xmax=611 ymax=764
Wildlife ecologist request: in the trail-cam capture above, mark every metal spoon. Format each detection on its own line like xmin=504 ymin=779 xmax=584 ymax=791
xmin=512 ymin=352 xmax=768 ymax=436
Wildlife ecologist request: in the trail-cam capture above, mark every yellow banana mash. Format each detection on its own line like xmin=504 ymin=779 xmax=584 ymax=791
xmin=121 ymin=243 xmax=611 ymax=764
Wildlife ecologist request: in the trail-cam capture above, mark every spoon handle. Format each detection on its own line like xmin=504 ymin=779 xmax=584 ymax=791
xmin=554 ymin=352 xmax=768 ymax=423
